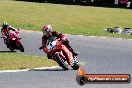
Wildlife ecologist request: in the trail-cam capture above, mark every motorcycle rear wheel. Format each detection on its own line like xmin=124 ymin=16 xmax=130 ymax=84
xmin=71 ymin=63 xmax=80 ymax=70
xmin=55 ymin=52 xmax=69 ymax=70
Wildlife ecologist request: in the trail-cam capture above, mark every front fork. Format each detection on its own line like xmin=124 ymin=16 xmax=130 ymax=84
xmin=54 ymin=51 xmax=67 ymax=63
xmin=15 ymin=39 xmax=20 ymax=46
xmin=58 ymin=51 xmax=79 ymax=66
xmin=53 ymin=51 xmax=64 ymax=58
xmin=54 ymin=51 xmax=78 ymax=66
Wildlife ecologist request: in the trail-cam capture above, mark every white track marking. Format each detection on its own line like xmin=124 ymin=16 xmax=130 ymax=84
xmin=20 ymin=29 xmax=132 ymax=41
xmin=29 ymin=66 xmax=61 ymax=71
xmin=0 ymin=69 xmax=29 ymax=73
xmin=0 ymin=63 xmax=86 ymax=73
xmin=0 ymin=66 xmax=60 ymax=73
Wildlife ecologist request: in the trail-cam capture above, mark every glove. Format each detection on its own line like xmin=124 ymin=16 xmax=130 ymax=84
xmin=57 ymin=38 xmax=62 ymax=41
xmin=39 ymin=47 xmax=43 ymax=50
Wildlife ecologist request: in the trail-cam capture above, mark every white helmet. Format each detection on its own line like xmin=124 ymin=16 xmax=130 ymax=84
xmin=42 ymin=25 xmax=52 ymax=36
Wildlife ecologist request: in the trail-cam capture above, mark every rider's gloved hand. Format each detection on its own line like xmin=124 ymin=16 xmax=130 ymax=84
xmin=57 ymin=38 xmax=62 ymax=41
xmin=39 ymin=47 xmax=43 ymax=50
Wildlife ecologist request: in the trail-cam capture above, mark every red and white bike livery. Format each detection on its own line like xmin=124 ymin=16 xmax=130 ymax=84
xmin=42 ymin=36 xmax=80 ymax=70
xmin=1 ymin=28 xmax=24 ymax=52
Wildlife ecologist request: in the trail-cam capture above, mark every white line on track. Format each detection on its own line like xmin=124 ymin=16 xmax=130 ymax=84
xmin=0 ymin=66 xmax=60 ymax=73
xmin=0 ymin=62 xmax=86 ymax=73
xmin=0 ymin=27 xmax=131 ymax=41
xmin=29 ymin=66 xmax=61 ymax=71
xmin=21 ymin=30 xmax=132 ymax=41
xmin=0 ymin=69 xmax=30 ymax=73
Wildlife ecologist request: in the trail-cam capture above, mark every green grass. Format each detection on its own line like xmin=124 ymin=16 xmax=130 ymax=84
xmin=0 ymin=53 xmax=57 ymax=70
xmin=0 ymin=0 xmax=132 ymax=39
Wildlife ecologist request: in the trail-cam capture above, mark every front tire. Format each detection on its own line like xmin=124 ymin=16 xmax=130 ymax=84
xmin=9 ymin=43 xmax=14 ymax=52
xmin=17 ymin=42 xmax=24 ymax=52
xmin=55 ymin=52 xmax=69 ymax=70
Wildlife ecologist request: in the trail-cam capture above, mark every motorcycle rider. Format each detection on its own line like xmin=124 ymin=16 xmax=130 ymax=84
xmin=39 ymin=25 xmax=78 ymax=59
xmin=1 ymin=22 xmax=18 ymax=48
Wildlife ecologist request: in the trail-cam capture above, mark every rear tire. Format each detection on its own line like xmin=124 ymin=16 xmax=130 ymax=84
xmin=55 ymin=52 xmax=69 ymax=70
xmin=72 ymin=62 xmax=80 ymax=70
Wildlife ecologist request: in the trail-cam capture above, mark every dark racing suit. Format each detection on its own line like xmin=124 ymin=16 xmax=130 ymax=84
xmin=1 ymin=26 xmax=16 ymax=47
xmin=40 ymin=31 xmax=77 ymax=59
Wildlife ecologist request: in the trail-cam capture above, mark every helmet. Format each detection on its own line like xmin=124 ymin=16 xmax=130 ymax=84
xmin=42 ymin=25 xmax=52 ymax=37
xmin=2 ymin=22 xmax=9 ymax=29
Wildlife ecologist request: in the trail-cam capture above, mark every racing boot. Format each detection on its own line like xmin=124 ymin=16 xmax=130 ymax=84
xmin=72 ymin=51 xmax=78 ymax=56
xmin=62 ymin=40 xmax=78 ymax=56
xmin=69 ymin=48 xmax=78 ymax=56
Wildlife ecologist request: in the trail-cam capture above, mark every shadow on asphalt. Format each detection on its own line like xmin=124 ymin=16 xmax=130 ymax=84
xmin=0 ymin=51 xmax=16 ymax=53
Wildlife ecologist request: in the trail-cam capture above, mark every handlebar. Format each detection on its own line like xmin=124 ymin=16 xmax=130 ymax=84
xmin=56 ymin=38 xmax=62 ymax=42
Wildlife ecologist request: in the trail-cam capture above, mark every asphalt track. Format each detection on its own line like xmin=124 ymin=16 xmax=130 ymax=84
xmin=0 ymin=30 xmax=132 ymax=88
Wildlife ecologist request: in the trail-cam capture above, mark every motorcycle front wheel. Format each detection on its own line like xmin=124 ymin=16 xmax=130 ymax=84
xmin=9 ymin=43 xmax=14 ymax=52
xmin=17 ymin=42 xmax=24 ymax=52
xmin=55 ymin=52 xmax=69 ymax=70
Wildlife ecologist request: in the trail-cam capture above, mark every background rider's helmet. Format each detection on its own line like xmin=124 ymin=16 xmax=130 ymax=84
xmin=42 ymin=25 xmax=52 ymax=37
xmin=2 ymin=22 xmax=9 ymax=29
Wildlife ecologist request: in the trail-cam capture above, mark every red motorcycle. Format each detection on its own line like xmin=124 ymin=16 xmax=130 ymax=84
xmin=1 ymin=28 xmax=24 ymax=52
xmin=41 ymin=36 xmax=80 ymax=70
